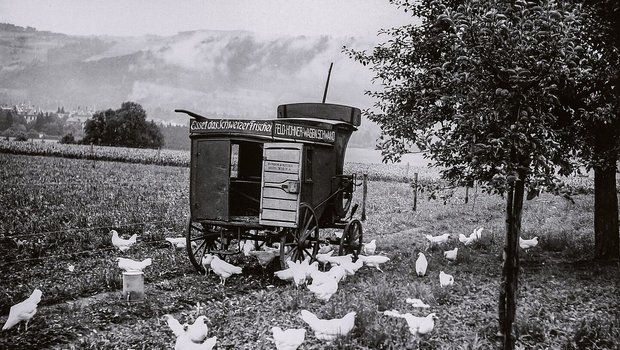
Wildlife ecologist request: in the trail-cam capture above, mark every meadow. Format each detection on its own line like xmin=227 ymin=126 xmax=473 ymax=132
xmin=0 ymin=151 xmax=618 ymax=349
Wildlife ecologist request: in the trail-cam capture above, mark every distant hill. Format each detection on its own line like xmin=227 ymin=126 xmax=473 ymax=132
xmin=0 ymin=23 xmax=383 ymax=147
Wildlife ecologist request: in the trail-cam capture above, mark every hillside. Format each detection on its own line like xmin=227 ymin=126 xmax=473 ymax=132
xmin=0 ymin=23 xmax=382 ymax=147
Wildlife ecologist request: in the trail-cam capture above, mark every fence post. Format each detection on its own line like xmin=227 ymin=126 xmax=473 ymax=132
xmin=90 ymin=143 xmax=95 ymax=169
xmin=413 ymin=172 xmax=418 ymax=211
xmin=361 ymin=173 xmax=368 ymax=221
xmin=465 ymin=185 xmax=469 ymax=204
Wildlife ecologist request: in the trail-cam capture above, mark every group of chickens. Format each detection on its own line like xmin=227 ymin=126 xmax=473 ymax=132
xmin=190 ymin=238 xmax=389 ymax=348
xmin=0 ymin=230 xmax=150 ymax=337
xmin=415 ymin=227 xmax=539 ymax=286
xmin=1 ymin=226 xmax=540 ymax=349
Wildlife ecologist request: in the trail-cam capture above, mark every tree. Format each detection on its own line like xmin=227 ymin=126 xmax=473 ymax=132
xmin=567 ymin=0 xmax=620 ymax=260
xmin=82 ymin=102 xmax=164 ymax=148
xmin=347 ymin=0 xmax=585 ymax=348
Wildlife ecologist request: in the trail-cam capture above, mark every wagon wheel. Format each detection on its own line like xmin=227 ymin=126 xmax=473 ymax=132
xmin=280 ymin=203 xmax=320 ymax=269
xmin=186 ymin=220 xmax=228 ymax=273
xmin=338 ymin=219 xmax=363 ymax=260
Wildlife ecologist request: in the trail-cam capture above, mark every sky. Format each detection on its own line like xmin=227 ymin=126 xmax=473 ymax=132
xmin=0 ymin=0 xmax=414 ymax=37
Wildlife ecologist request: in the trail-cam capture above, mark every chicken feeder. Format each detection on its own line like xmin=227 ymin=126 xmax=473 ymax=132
xmin=122 ymin=271 xmax=144 ymax=301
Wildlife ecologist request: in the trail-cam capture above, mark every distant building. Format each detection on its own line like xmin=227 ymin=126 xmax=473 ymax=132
xmin=66 ymin=111 xmax=92 ymax=129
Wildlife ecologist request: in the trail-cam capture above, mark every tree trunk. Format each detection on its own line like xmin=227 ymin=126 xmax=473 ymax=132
xmin=593 ymin=122 xmax=619 ymax=261
xmin=594 ymin=162 xmax=619 ymax=260
xmin=498 ymin=176 xmax=525 ymax=350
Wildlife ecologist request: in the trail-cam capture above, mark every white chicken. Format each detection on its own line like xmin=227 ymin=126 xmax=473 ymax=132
xmin=274 ymin=266 xmax=295 ymax=282
xmin=2 ymin=288 xmax=42 ymax=331
xmin=165 ymin=314 xmax=216 ymax=350
xmin=316 ymin=250 xmax=335 ymax=268
xmin=362 ymin=239 xmax=377 ymax=255
xmin=326 ymin=265 xmax=347 ymax=282
xmin=425 ymin=233 xmax=450 ymax=245
xmin=271 ymin=327 xmax=306 ymax=350
xmin=307 ymin=275 xmax=340 ymax=301
xmin=443 ymin=247 xmax=458 ymax=261
xmin=201 ymin=255 xmax=213 ymax=276
xmin=358 ymin=254 xmax=390 ymax=272
xmin=116 ymin=257 xmax=152 ymax=272
xmin=209 ymin=255 xmax=243 ymax=285
xmin=383 ymin=310 xmax=437 ymax=337
xmin=339 ymin=258 xmax=364 ymax=276
xmin=473 ymin=227 xmax=484 ymax=240
xmin=458 ymin=233 xmax=474 ymax=245
xmin=405 ymin=298 xmax=430 ymax=308
xmin=300 ymin=310 xmax=356 ymax=342
xmin=241 ymin=240 xmax=255 ymax=256
xmin=519 ymin=236 xmax=539 ymax=250
xmin=287 ymin=258 xmax=314 ymax=287
xmin=164 ymin=314 xmax=186 ymax=338
xmin=174 ymin=334 xmax=217 ymax=350
xmin=439 ymin=271 xmax=454 ymax=287
xmin=309 ymin=269 xmax=334 ymax=285
xmin=324 ymin=254 xmax=353 ymax=266
xmin=111 ymin=230 xmax=138 ymax=252
xmin=248 ymin=247 xmax=280 ymax=269
xmin=415 ymin=252 xmax=428 ymax=277
xmin=459 ymin=227 xmax=483 ymax=245
xmin=318 ymin=244 xmax=333 ymax=254
xmin=186 ymin=315 xmax=209 ymax=342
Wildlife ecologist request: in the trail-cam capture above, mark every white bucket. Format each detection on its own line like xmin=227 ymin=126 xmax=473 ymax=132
xmin=122 ymin=271 xmax=144 ymax=301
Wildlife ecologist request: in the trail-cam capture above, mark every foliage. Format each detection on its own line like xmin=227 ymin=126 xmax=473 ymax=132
xmin=567 ymin=315 xmax=620 ymax=350
xmin=0 ymin=108 xmax=83 ymax=138
xmin=82 ymin=102 xmax=164 ymax=149
xmin=346 ymin=0 xmax=588 ymax=195
xmin=59 ymin=133 xmax=75 ymax=144
xmin=558 ymin=0 xmax=620 ymax=170
xmin=159 ymin=123 xmax=190 ymax=150
xmin=14 ymin=133 xmax=28 ymax=142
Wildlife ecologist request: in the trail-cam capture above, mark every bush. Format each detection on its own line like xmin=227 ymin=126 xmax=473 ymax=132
xmin=60 ymin=133 xmax=75 ymax=144
xmin=14 ymin=133 xmax=28 ymax=142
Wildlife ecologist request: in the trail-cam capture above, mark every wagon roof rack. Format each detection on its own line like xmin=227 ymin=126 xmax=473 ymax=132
xmin=277 ymin=103 xmax=361 ymax=127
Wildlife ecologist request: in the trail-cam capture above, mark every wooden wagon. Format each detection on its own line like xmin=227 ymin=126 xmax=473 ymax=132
xmin=176 ymin=102 xmax=366 ymax=271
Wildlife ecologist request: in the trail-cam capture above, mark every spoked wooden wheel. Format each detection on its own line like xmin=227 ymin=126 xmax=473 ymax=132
xmin=187 ymin=219 xmax=227 ymax=273
xmin=280 ymin=203 xmax=320 ymax=268
xmin=339 ymin=219 xmax=363 ymax=260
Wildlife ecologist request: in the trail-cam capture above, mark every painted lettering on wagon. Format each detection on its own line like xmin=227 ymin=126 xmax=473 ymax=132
xmin=274 ymin=122 xmax=336 ymax=143
xmin=190 ymin=119 xmax=273 ymax=135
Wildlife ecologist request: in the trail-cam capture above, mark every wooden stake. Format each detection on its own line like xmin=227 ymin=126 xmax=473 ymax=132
xmin=413 ymin=172 xmax=418 ymax=211
xmin=361 ymin=173 xmax=368 ymax=221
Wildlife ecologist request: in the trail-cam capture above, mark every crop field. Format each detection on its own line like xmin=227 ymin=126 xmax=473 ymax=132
xmin=0 ymin=152 xmax=619 ymax=349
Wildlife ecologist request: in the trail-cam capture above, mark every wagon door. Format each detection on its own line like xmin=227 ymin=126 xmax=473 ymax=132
xmin=259 ymin=143 xmax=303 ymax=227
xmin=191 ymin=139 xmax=230 ymax=221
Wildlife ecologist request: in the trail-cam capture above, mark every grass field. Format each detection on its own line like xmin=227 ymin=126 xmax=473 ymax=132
xmin=0 ymin=152 xmax=618 ymax=349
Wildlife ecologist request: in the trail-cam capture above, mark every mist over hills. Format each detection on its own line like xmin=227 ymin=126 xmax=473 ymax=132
xmin=0 ymin=23 xmax=383 ymax=145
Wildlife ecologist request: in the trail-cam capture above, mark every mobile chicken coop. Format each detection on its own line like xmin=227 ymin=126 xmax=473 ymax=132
xmin=176 ymin=103 xmax=365 ymax=272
